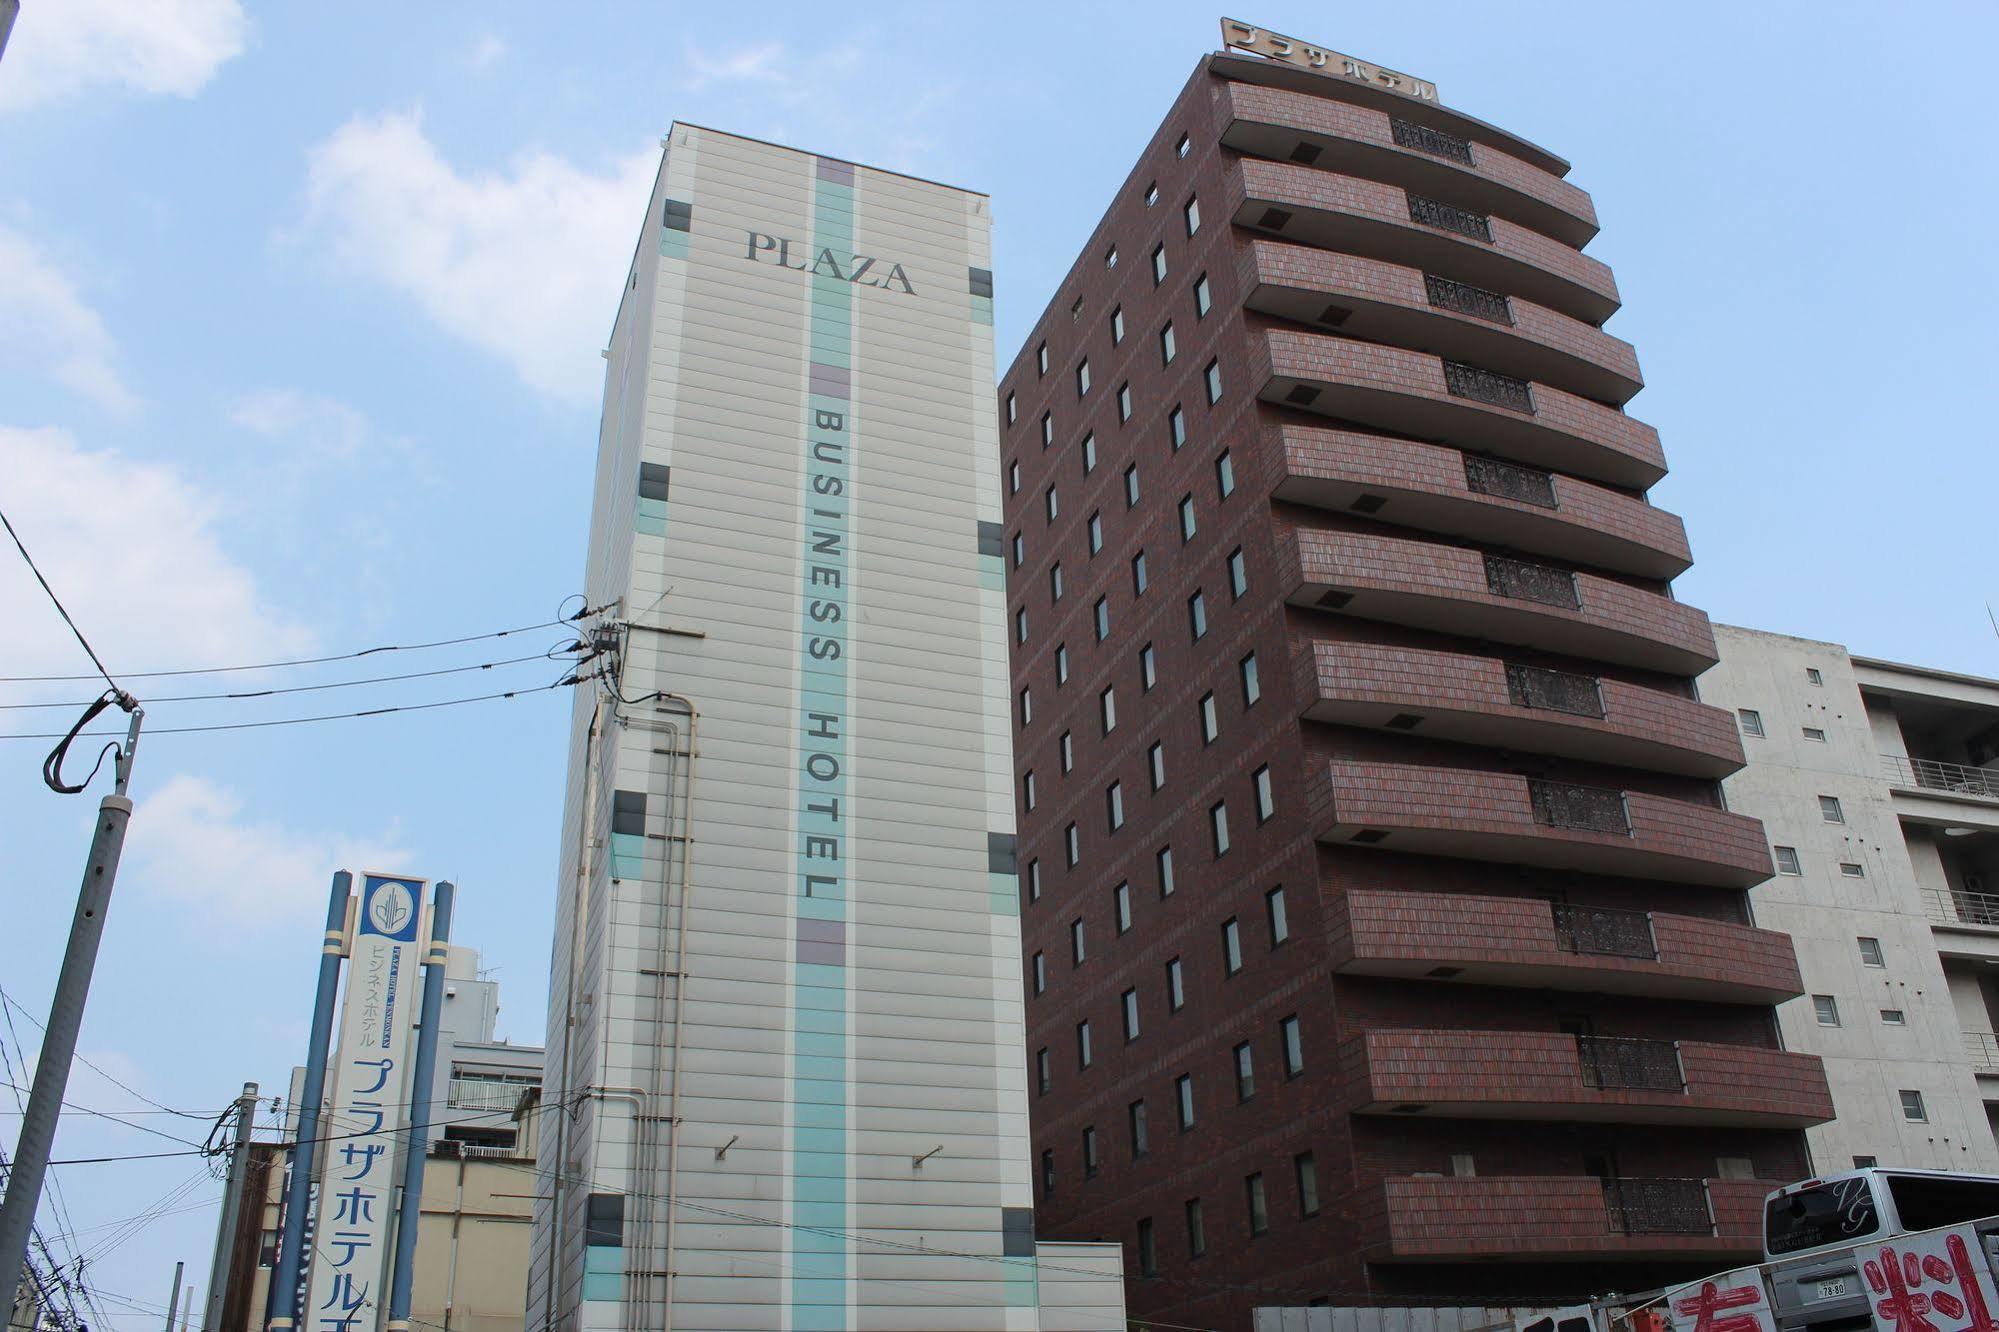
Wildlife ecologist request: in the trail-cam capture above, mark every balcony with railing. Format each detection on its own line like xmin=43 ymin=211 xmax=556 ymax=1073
xmin=1372 ymin=1175 xmax=1771 ymax=1262
xmin=1883 ymin=753 xmax=1999 ymax=802
xmin=1252 ymin=326 xmax=1663 ymax=489
xmin=1228 ymin=157 xmax=1618 ymax=323
xmin=1307 ymin=758 xmax=1773 ymax=886
xmin=1271 ymin=426 xmax=1691 ymax=579
xmin=1293 ymin=639 xmax=1744 ymax=777
xmin=1328 ymin=888 xmax=1804 ymax=1003
xmin=1965 ymin=1030 xmax=1999 ymax=1074
xmin=1216 ymin=80 xmax=1600 ymax=246
xmin=1238 ymin=241 xmax=1642 ymax=406
xmin=1280 ymin=526 xmax=1719 ymax=674
xmin=1924 ymin=885 xmax=1999 ymax=933
xmin=447 ymin=1075 xmax=536 ymax=1113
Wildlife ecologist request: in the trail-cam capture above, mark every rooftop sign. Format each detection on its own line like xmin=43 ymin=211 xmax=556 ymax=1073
xmin=1219 ymin=18 xmax=1439 ymax=102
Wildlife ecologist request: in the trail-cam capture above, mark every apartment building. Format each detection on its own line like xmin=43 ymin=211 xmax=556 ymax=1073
xmin=998 ymin=31 xmax=1825 ymax=1327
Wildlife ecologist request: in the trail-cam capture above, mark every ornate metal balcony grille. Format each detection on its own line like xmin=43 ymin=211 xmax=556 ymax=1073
xmin=1466 ymin=455 xmax=1557 ymax=508
xmin=1604 ymin=1178 xmax=1713 ymax=1235
xmin=1529 ymin=779 xmax=1630 ymax=835
xmin=1506 ymin=663 xmax=1603 ymax=717
xmin=1552 ymin=903 xmax=1655 ymax=959
xmin=1407 ymin=192 xmax=1493 ymax=242
xmin=1391 ymin=118 xmax=1475 ymax=165
xmin=1445 ymin=360 xmax=1535 ymax=413
xmin=1424 ymin=274 xmax=1513 ymax=325
xmin=1485 ymin=555 xmax=1579 ymax=610
xmin=1578 ymin=1036 xmax=1684 ymax=1092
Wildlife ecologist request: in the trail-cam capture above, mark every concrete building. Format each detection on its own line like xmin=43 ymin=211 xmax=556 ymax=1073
xmin=998 ymin=28 xmax=1825 ymax=1327
xmin=531 ymin=125 xmax=1124 ymax=1331
xmin=1700 ymin=624 xmax=1999 ymax=1173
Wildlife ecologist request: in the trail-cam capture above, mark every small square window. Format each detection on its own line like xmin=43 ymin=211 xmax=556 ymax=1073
xmin=1065 ymin=821 xmax=1080 ymax=868
xmin=1176 ymin=133 xmax=1191 ymax=159
xmin=1144 ymin=181 xmax=1159 ymax=207
xmin=1253 ymin=764 xmax=1274 ymax=823
xmin=1194 ymin=272 xmax=1212 ymax=318
xmin=1122 ymin=987 xmax=1140 ymax=1041
xmin=1179 ymin=494 xmax=1197 ymax=541
xmin=1036 ymin=342 xmax=1049 ymax=376
xmin=1882 ymin=1009 xmax=1906 ymax=1025
xmin=1156 ymin=845 xmax=1175 ymax=897
xmin=1280 ymin=1014 xmax=1303 ymax=1077
xmin=1117 ymin=381 xmax=1133 ymax=422
xmin=1006 ymin=392 xmax=1018 ymax=425
xmin=1032 ymin=950 xmax=1046 ymax=995
xmin=1240 ymin=651 xmax=1261 ymax=706
xmin=1450 ymin=1153 xmax=1477 ymax=1178
xmin=1774 ymin=845 xmax=1801 ymax=875
xmin=1807 ymin=667 xmax=1824 ymax=686
xmin=1110 ymin=305 xmax=1124 ymax=344
xmin=1854 ymin=1155 xmax=1878 ymax=1168
xmin=1245 ymin=1172 xmax=1268 ymax=1236
xmin=1738 ymin=708 xmax=1764 ymax=737
xmin=1008 ymin=459 xmax=1020 ymax=494
xmin=1152 ymin=243 xmax=1167 ymax=285
xmin=1132 ymin=550 xmax=1149 ymax=595
xmin=1820 ymin=795 xmax=1845 ymax=824
xmin=1049 ymin=562 xmax=1063 ymax=602
xmin=1081 ymin=432 xmax=1097 ymax=474
xmin=1169 ymin=405 xmax=1187 ymax=451
xmin=1056 ymin=643 xmax=1069 ymax=685
xmin=1149 ymin=741 xmax=1166 ymax=791
xmin=1232 ymin=1039 xmax=1254 ymax=1099
xmin=1266 ymin=886 xmax=1289 ymax=945
xmin=1175 ymin=1073 xmax=1195 ymax=1129
xmin=1076 ymin=359 xmax=1091 ymax=397
xmin=1900 ymin=1089 xmax=1927 ymax=1122
xmin=1813 ymin=994 xmax=1840 ymax=1026
xmin=1107 ymin=781 xmax=1125 ymax=832
xmin=1200 ymin=691 xmax=1219 ymax=744
xmin=1077 ymin=1022 xmax=1093 ymax=1070
xmin=1858 ymin=936 xmax=1884 ymax=967
xmin=1184 ymin=196 xmax=1201 ymax=236
xmin=1211 ymin=800 xmax=1231 ymax=857
xmin=1160 ymin=322 xmax=1177 ymax=366
xmin=1059 ymin=730 xmax=1073 ymax=773
xmin=1115 ymin=880 xmax=1133 ymax=934
xmin=1189 ymin=590 xmax=1208 ymax=640
xmin=1124 ymin=464 xmax=1140 ymax=508
xmin=1166 ymin=956 xmax=1185 ymax=1009
xmin=1100 ymin=685 xmax=1117 ymax=734
xmin=1070 ymin=917 xmax=1086 ymax=964
xmin=1204 ymin=359 xmax=1222 ymax=404
xmin=1228 ymin=547 xmax=1247 ymax=598
xmin=1087 ymin=511 xmax=1103 ymax=555
xmin=1094 ymin=596 xmax=1110 ymax=642
xmin=1841 ymin=862 xmax=1866 ymax=878
xmin=1140 ymin=642 xmax=1157 ymax=692
xmin=1216 ymin=450 xmax=1235 ymax=497
xmin=1803 ymin=726 xmax=1827 ymax=742
xmin=1716 ymin=1155 xmax=1756 ymax=1181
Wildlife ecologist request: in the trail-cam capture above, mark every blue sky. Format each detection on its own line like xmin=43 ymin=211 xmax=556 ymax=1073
xmin=1 ymin=0 xmax=1995 ymax=1324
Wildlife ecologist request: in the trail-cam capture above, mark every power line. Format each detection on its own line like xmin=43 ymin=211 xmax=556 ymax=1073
xmin=0 ymin=987 xmax=208 ymax=1119
xmin=0 ymin=503 xmax=125 ymax=698
xmin=0 ymin=1083 xmax=209 ymax=1148
xmin=0 ymin=618 xmax=569 ymax=684
xmin=0 ymin=650 xmax=566 ymax=711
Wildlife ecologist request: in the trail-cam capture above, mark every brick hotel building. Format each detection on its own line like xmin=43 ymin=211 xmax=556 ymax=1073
xmin=998 ymin=44 xmax=1832 ymax=1325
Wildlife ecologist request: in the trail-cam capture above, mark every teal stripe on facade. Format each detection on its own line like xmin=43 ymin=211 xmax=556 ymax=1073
xmin=790 ymin=158 xmax=855 ymax=1331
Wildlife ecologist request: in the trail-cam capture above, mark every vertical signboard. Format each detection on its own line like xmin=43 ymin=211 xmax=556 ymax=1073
xmin=1860 ymin=1226 xmax=1999 ymax=1332
xmin=303 ymin=874 xmax=425 ymax=1332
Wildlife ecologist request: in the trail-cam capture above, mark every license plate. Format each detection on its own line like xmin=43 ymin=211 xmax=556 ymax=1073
xmin=1817 ymin=1277 xmax=1850 ymax=1299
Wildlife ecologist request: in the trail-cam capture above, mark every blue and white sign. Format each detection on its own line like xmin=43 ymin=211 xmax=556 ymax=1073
xmin=304 ymin=872 xmax=428 ymax=1332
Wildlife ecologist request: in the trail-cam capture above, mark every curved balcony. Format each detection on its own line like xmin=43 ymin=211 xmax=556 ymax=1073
xmin=1305 ymin=759 xmax=1774 ymax=887
xmin=1274 ymin=424 xmax=1686 ymax=578
xmin=1293 ymin=639 xmax=1740 ymax=777
xmin=1328 ymin=889 xmax=1803 ymax=1003
xmin=1372 ymin=1175 xmax=1772 ymax=1263
xmin=1219 ymin=80 xmax=1599 ymax=246
xmin=1241 ymin=240 xmax=1641 ymax=407
xmin=1253 ymin=327 xmax=1662 ymax=489
xmin=1279 ymin=528 xmax=1718 ymax=674
xmin=1349 ymin=1029 xmax=1832 ymax=1127
xmin=1229 ymin=158 xmax=1619 ymax=324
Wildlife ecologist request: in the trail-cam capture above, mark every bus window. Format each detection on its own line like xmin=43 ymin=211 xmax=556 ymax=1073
xmin=1765 ymin=1175 xmax=1878 ymax=1256
xmin=1887 ymin=1173 xmax=1999 ymax=1233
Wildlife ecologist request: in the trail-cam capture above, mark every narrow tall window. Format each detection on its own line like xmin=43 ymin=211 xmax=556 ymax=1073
xmin=1178 ymin=494 xmax=1197 ymax=541
xmin=1059 ymin=730 xmax=1072 ymax=773
xmin=1245 ymin=1173 xmax=1268 ymax=1236
xmin=1166 ymin=956 xmax=1185 ymax=1010
xmin=1124 ymin=463 xmax=1140 ymax=508
xmin=1115 ymin=880 xmax=1133 ymax=933
xmin=1111 ymin=305 xmax=1125 ymax=344
xmin=1022 ymin=770 xmax=1036 ymax=811
xmin=1240 ymin=651 xmax=1261 ymax=706
xmin=1137 ymin=1218 xmax=1156 ymax=1277
xmin=1233 ymin=1041 xmax=1255 ymax=1100
xmin=1175 ymin=1073 xmax=1195 ymax=1128
xmin=1211 ymin=800 xmax=1231 ymax=856
xmin=1176 ymin=133 xmax=1191 ymax=158
xmin=1077 ymin=1020 xmax=1093 ymax=1069
xmin=1049 ymin=562 xmax=1063 ymax=602
xmin=1160 ymin=322 xmax=1177 ymax=365
xmin=1129 ymin=1099 xmax=1150 ymax=1157
xmin=1122 ymin=987 xmax=1140 ymax=1041
xmin=1140 ymin=643 xmax=1157 ymax=691
xmin=1169 ymin=404 xmax=1187 ymax=450
xmin=1216 ymin=449 xmax=1234 ymax=497
xmin=1076 ymin=359 xmax=1091 ymax=397
xmin=1280 ymin=1014 xmax=1303 ymax=1077
xmin=1228 ymin=546 xmax=1247 ymax=598
xmin=1094 ymin=596 xmax=1109 ymax=642
xmin=1040 ymin=410 xmax=1052 ymax=447
xmin=1037 ymin=342 xmax=1049 ymax=376
xmin=1295 ymin=1152 xmax=1320 ymax=1217
xmin=1253 ymin=764 xmax=1274 ymax=823
xmin=1012 ymin=531 xmax=1024 ymax=568
xmin=1006 ymin=391 xmax=1017 ymax=424
xmin=1041 ymin=1146 xmax=1055 ymax=1191
xmin=1015 ymin=607 xmax=1028 ymax=644
xmin=1223 ymin=917 xmax=1243 ymax=975
xmin=1132 ymin=550 xmax=1148 ymax=595
xmin=1194 ymin=272 xmax=1212 ymax=317
xmin=1081 ymin=432 xmax=1097 ymax=474
xmin=1019 ymin=687 xmax=1032 ymax=727
xmin=1070 ymin=917 xmax=1086 ymax=964
xmin=1184 ymin=195 xmax=1201 ymax=236
xmin=1157 ymin=845 xmax=1175 ymax=896
xmin=1152 ymin=243 xmax=1167 ymax=285
xmin=1204 ymin=358 xmax=1223 ymax=404
xmin=1189 ymin=590 xmax=1208 ymax=640
xmin=1116 ymin=382 xmax=1133 ymax=423
xmin=1044 ymin=485 xmax=1057 ymax=522
xmin=1185 ymin=1198 xmax=1205 ymax=1257
xmin=1032 ymin=950 xmax=1046 ymax=994
xmin=1037 ymin=1048 xmax=1050 ymax=1095
xmin=1107 ymin=781 xmax=1125 ymax=832
xmin=1149 ymin=741 xmax=1166 ymax=791
xmin=1026 ymin=859 xmax=1040 ymax=902
xmin=1082 ymin=1125 xmax=1099 ymax=1175
xmin=1100 ymin=686 xmax=1117 ymax=734
xmin=1200 ymin=692 xmax=1219 ymax=744
xmin=1008 ymin=459 xmax=1020 ymax=494
xmin=1266 ymin=886 xmax=1289 ymax=945
xmin=1087 ymin=511 xmax=1103 ymax=554
xmin=1065 ymin=821 xmax=1079 ymax=867
xmin=1056 ymin=644 xmax=1069 ymax=685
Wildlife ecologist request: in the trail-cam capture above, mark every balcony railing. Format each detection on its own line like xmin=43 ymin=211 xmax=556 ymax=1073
xmin=1881 ymin=753 xmax=1999 ymax=801
xmin=1965 ymin=1031 xmax=1999 ymax=1073
xmin=1923 ymin=886 xmax=1999 ymax=929
xmin=1407 ymin=192 xmax=1493 ymax=242
xmin=1506 ymin=662 xmax=1604 ymax=717
xmin=1466 ymin=454 xmax=1557 ymax=508
xmin=1391 ymin=117 xmax=1476 ymax=165
xmin=1486 ymin=555 xmax=1580 ymax=610
xmin=447 ymin=1077 xmax=536 ymax=1112
xmin=1445 ymin=360 xmax=1535 ymax=413
xmin=1552 ymin=903 xmax=1656 ymax=959
xmin=1424 ymin=274 xmax=1513 ymax=325
xmin=1530 ymin=779 xmax=1631 ymax=835
xmin=1579 ymin=1036 xmax=1684 ymax=1092
xmin=1603 ymin=1177 xmax=1712 ymax=1235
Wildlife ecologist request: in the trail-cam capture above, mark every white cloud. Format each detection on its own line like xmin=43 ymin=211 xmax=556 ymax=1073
xmin=0 ymin=224 xmax=138 ymax=415
xmin=0 ymin=0 xmax=247 ymax=110
xmin=683 ymin=40 xmax=787 ymax=89
xmin=296 ymin=110 xmax=655 ymax=402
xmin=228 ymin=387 xmax=371 ymax=458
xmin=0 ymin=426 xmax=312 ymax=682
xmin=130 ymin=774 xmax=410 ymax=934
xmin=466 ymin=32 xmax=506 ymax=70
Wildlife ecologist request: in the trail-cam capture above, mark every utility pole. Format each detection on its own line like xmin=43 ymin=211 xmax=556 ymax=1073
xmin=0 ymin=706 xmax=144 ymax=1326
xmin=163 ymin=1261 xmax=185 ymax=1332
xmin=203 ymin=1083 xmax=258 ymax=1332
